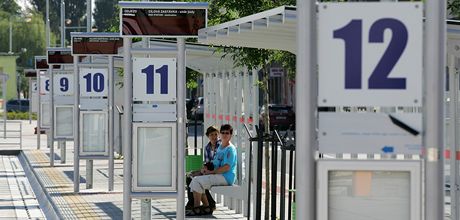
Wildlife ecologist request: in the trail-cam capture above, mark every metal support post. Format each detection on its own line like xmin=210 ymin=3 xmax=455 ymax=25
xmin=122 ymin=37 xmax=133 ymax=220
xmin=49 ymin=66 xmax=55 ymax=167
xmin=60 ymin=141 xmax=66 ymax=164
xmin=424 ymin=1 xmax=446 ymax=220
xmin=86 ymin=160 xmax=93 ymax=189
xmin=448 ymin=54 xmax=458 ymax=220
xmin=2 ymin=74 xmax=6 ymax=138
xmin=109 ymin=55 xmax=115 ymax=191
xmin=141 ymin=199 xmax=151 ymax=219
xmin=60 ymin=0 xmax=65 ymax=47
xmin=29 ymin=78 xmax=32 ymax=124
xmin=176 ymin=38 xmax=186 ymax=220
xmin=87 ymin=0 xmax=92 ymax=32
xmin=296 ymin=0 xmax=317 ymax=219
xmin=37 ymin=70 xmax=41 ymax=149
xmin=46 ymin=0 xmax=50 ymax=47
xmin=73 ymin=55 xmax=80 ymax=192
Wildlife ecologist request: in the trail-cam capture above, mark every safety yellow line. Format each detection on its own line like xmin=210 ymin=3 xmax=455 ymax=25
xmin=26 ymin=150 xmax=101 ymax=219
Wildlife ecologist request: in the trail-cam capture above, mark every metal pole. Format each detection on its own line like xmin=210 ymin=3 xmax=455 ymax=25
xmin=455 ymin=57 xmax=460 ymax=220
xmin=86 ymin=0 xmax=92 ymax=32
xmin=86 ymin=160 xmax=93 ymax=189
xmin=60 ymin=141 xmax=66 ymax=164
xmin=296 ymin=0 xmax=316 ymax=219
xmin=86 ymin=0 xmax=94 ymax=189
xmin=108 ymin=55 xmax=115 ymax=191
xmin=46 ymin=0 xmax=50 ymax=47
xmin=37 ymin=70 xmax=41 ymax=149
xmin=448 ymin=54 xmax=458 ymax=220
xmin=29 ymin=78 xmax=32 ymax=124
xmin=141 ymin=199 xmax=151 ymax=219
xmin=49 ymin=66 xmax=54 ymax=167
xmin=73 ymin=55 xmax=80 ymax=192
xmin=424 ymin=1 xmax=446 ymax=220
xmin=122 ymin=37 xmax=133 ymax=220
xmin=1 ymin=74 xmax=8 ymax=139
xmin=2 ymin=75 xmax=6 ymax=138
xmin=9 ymin=17 xmax=12 ymax=53
xmin=176 ymin=38 xmax=186 ymax=220
xmin=256 ymin=126 xmax=263 ymax=220
xmin=60 ymin=0 xmax=65 ymax=47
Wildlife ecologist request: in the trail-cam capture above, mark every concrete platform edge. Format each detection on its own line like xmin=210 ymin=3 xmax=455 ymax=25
xmin=18 ymin=150 xmax=63 ymax=220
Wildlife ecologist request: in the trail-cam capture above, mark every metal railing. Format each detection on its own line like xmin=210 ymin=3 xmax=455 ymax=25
xmin=0 ymin=120 xmax=22 ymax=149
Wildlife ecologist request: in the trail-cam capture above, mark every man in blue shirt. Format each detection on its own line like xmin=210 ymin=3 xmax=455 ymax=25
xmin=187 ymin=124 xmax=237 ymax=216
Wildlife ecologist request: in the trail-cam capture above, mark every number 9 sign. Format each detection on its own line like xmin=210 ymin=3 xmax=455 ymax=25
xmin=318 ymin=2 xmax=423 ymax=107
xmin=133 ymin=58 xmax=177 ymax=102
xmin=53 ymin=72 xmax=74 ymax=96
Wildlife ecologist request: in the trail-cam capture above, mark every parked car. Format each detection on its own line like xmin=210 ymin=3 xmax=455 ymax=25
xmin=260 ymin=104 xmax=295 ymax=131
xmin=6 ymin=99 xmax=29 ymax=112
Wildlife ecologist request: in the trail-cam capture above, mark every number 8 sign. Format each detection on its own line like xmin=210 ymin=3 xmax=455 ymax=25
xmin=133 ymin=58 xmax=177 ymax=102
xmin=318 ymin=2 xmax=423 ymax=106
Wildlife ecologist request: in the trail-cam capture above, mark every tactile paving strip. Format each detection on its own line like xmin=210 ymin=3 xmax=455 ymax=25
xmin=25 ymin=150 xmax=101 ymax=219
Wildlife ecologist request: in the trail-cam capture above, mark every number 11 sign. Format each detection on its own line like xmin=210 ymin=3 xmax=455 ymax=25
xmin=133 ymin=58 xmax=177 ymax=102
xmin=318 ymin=2 xmax=423 ymax=107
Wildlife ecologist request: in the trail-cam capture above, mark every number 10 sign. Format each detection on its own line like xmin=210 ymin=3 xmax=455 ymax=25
xmin=318 ymin=2 xmax=423 ymax=107
xmin=133 ymin=58 xmax=177 ymax=102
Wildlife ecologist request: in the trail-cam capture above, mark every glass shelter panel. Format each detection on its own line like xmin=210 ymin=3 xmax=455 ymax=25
xmin=328 ymin=170 xmax=410 ymax=220
xmin=81 ymin=112 xmax=108 ymax=155
xmin=55 ymin=106 xmax=74 ymax=138
xmin=133 ymin=123 xmax=177 ymax=192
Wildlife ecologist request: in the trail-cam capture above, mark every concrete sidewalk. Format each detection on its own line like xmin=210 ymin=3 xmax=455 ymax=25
xmin=1 ymin=120 xmax=245 ymax=219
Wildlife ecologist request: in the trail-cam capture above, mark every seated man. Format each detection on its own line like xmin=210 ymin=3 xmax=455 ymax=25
xmin=187 ymin=124 xmax=237 ymax=216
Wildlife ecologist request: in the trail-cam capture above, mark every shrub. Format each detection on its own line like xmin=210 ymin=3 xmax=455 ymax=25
xmin=0 ymin=112 xmax=37 ymax=120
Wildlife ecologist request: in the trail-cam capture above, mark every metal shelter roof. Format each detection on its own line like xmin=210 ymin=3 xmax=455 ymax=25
xmin=116 ymin=40 xmax=238 ymax=73
xmin=198 ymin=6 xmax=297 ymax=54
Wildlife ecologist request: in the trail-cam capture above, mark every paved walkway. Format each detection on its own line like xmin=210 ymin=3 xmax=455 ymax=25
xmin=0 ymin=120 xmax=246 ymax=219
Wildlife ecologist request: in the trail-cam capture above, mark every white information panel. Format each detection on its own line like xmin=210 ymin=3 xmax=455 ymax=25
xmin=54 ymin=106 xmax=74 ymax=139
xmin=40 ymin=102 xmax=51 ymax=128
xmin=39 ymin=75 xmax=50 ymax=95
xmin=31 ymin=80 xmax=38 ymax=112
xmin=317 ymin=160 xmax=421 ymax=220
xmin=79 ymin=111 xmax=108 ymax=156
xmin=318 ymin=3 xmax=423 ymax=106
xmin=79 ymin=68 xmax=108 ymax=97
xmin=53 ymin=72 xmax=74 ymax=96
xmin=132 ymin=122 xmax=177 ymax=191
xmin=318 ymin=112 xmax=421 ymax=154
xmin=133 ymin=58 xmax=177 ymax=102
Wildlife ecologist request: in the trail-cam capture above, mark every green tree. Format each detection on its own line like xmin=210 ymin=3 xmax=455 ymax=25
xmin=0 ymin=0 xmax=21 ymax=15
xmin=94 ymin=0 xmax=119 ymax=32
xmin=449 ymin=0 xmax=460 ymax=19
xmin=29 ymin=0 xmax=86 ymax=45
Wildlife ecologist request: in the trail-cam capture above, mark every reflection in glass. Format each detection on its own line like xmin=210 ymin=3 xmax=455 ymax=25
xmin=82 ymin=113 xmax=106 ymax=152
xmin=41 ymin=103 xmax=51 ymax=127
xmin=55 ymin=106 xmax=73 ymax=137
xmin=137 ymin=127 xmax=172 ymax=187
xmin=328 ymin=171 xmax=410 ymax=220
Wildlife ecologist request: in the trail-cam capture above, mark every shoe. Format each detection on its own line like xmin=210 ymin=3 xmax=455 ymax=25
xmin=200 ymin=206 xmax=214 ymax=215
xmin=185 ymin=207 xmax=203 ymax=216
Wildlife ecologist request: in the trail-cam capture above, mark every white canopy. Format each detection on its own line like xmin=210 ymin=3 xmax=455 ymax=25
xmin=198 ymin=6 xmax=297 ymax=54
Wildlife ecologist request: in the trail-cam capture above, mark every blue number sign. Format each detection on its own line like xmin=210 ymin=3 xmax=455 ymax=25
xmin=133 ymin=58 xmax=177 ymax=102
xmin=318 ymin=2 xmax=422 ymax=106
xmin=79 ymin=68 xmax=108 ymax=97
xmin=53 ymin=72 xmax=74 ymax=96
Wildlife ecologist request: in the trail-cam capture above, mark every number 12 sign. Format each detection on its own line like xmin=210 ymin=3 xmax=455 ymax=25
xmin=133 ymin=58 xmax=177 ymax=102
xmin=318 ymin=2 xmax=422 ymax=107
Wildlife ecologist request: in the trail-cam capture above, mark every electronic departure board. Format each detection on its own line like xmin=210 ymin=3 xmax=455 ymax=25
xmin=47 ymin=50 xmax=73 ymax=64
xmin=121 ymin=8 xmax=206 ymax=37
xmin=72 ymin=36 xmax=123 ymax=55
xmin=35 ymin=57 xmax=53 ymax=69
